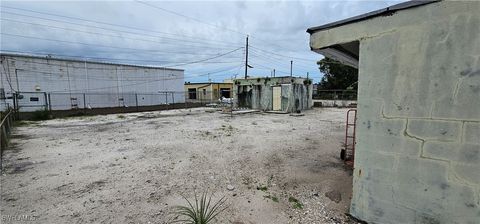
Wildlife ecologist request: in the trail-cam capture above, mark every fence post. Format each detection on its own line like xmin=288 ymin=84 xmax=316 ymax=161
xmin=13 ymin=92 xmax=19 ymax=119
xmin=43 ymin=92 xmax=48 ymax=111
xmin=135 ymin=93 xmax=139 ymax=112
xmin=185 ymin=91 xmax=187 ymax=109
xmin=165 ymin=92 xmax=168 ymax=110
xmin=1 ymin=125 xmax=7 ymax=149
xmin=47 ymin=93 xmax=52 ymax=111
xmin=83 ymin=93 xmax=87 ymax=114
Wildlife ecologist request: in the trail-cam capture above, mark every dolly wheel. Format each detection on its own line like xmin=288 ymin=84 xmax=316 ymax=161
xmin=340 ymin=149 xmax=346 ymax=160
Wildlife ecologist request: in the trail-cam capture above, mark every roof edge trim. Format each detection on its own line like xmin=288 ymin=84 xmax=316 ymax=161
xmin=306 ymin=0 xmax=440 ymax=34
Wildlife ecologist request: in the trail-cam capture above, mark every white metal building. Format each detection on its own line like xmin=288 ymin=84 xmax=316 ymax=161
xmin=0 ymin=53 xmax=185 ymax=111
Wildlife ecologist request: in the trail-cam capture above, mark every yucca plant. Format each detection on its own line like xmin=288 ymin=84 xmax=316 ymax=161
xmin=172 ymin=191 xmax=227 ymax=224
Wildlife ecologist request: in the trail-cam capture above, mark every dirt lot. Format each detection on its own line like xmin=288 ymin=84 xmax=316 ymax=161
xmin=1 ymin=108 xmax=355 ymax=224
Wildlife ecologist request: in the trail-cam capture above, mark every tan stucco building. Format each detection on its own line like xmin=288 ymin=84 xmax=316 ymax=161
xmin=184 ymin=82 xmax=233 ymax=103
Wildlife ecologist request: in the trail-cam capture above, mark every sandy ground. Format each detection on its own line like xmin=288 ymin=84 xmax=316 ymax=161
xmin=1 ymin=107 xmax=355 ymax=224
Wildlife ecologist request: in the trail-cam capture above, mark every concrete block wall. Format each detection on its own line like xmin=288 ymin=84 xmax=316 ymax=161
xmin=349 ymin=2 xmax=480 ymax=223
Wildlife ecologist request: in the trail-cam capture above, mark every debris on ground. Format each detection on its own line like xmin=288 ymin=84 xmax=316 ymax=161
xmin=325 ymin=190 xmax=342 ymax=203
xmin=1 ymin=107 xmax=353 ymax=223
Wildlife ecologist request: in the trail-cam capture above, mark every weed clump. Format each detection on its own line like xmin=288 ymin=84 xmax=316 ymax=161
xmin=288 ymin=196 xmax=303 ymax=209
xmin=264 ymin=195 xmax=279 ymax=203
xmin=256 ymin=186 xmax=268 ymax=192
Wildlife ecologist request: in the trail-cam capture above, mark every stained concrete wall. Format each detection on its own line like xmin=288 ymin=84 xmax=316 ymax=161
xmin=310 ymin=1 xmax=480 ymax=223
xmin=233 ymin=77 xmax=313 ymax=112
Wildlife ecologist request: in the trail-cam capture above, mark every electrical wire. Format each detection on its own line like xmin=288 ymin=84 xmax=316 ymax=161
xmin=0 ymin=32 xmax=234 ymax=56
xmin=0 ymin=18 xmax=240 ymax=51
xmin=250 ymin=45 xmax=318 ymax=62
xmin=0 ymin=6 xmax=244 ymax=46
xmin=0 ymin=11 xmax=239 ymax=49
xmin=44 ymin=64 xmax=244 ymax=93
xmin=249 ymin=50 xmax=313 ymax=73
xmin=0 ymin=49 xmax=243 ymax=74
xmin=1 ymin=49 xmax=242 ymax=65
xmin=134 ymin=0 xmax=247 ymax=36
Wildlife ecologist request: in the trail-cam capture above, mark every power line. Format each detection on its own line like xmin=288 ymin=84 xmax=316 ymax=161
xmin=134 ymin=0 xmax=247 ymax=36
xmin=0 ymin=48 xmax=243 ymax=71
xmin=0 ymin=18 xmax=239 ymax=51
xmin=0 ymin=32 xmax=236 ymax=56
xmin=250 ymin=45 xmax=318 ymax=62
xmin=11 ymin=63 xmax=241 ymax=83
xmin=249 ymin=48 xmax=316 ymax=70
xmin=164 ymin=47 xmax=244 ymax=67
xmin=133 ymin=1 xmax=306 ymax=52
xmin=248 ymin=50 xmax=313 ymax=73
xmin=0 ymin=11 xmax=241 ymax=48
xmin=4 ymin=64 xmax=243 ymax=93
xmin=249 ymin=63 xmax=290 ymax=75
xmin=44 ymin=64 xmax=244 ymax=93
xmin=1 ymin=49 xmax=241 ymax=65
xmin=0 ymin=6 xmax=244 ymax=46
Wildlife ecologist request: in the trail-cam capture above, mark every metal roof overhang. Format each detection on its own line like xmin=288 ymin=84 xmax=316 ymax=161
xmin=314 ymin=41 xmax=359 ymax=68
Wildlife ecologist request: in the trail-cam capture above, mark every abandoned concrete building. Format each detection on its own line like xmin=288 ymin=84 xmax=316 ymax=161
xmin=233 ymin=76 xmax=313 ymax=113
xmin=308 ymin=1 xmax=479 ymax=223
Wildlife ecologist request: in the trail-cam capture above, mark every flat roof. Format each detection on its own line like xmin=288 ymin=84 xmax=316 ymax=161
xmin=185 ymin=82 xmax=232 ymax=85
xmin=306 ymin=0 xmax=439 ymax=34
xmin=0 ymin=52 xmax=184 ymax=71
xmin=235 ymin=76 xmax=308 ymax=80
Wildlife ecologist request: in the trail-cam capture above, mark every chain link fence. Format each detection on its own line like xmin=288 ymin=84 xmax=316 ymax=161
xmin=2 ymin=90 xmax=233 ymax=118
xmin=313 ymin=90 xmax=357 ymax=100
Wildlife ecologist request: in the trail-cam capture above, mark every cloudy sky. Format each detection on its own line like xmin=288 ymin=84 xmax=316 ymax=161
xmin=0 ymin=0 xmax=403 ymax=83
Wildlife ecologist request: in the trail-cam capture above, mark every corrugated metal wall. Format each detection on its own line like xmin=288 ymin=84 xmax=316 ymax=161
xmin=0 ymin=55 xmax=185 ymax=111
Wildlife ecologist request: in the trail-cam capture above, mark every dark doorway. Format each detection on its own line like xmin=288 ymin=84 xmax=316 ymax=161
xmin=220 ymin=88 xmax=231 ymax=98
xmin=188 ymin=88 xmax=197 ymax=99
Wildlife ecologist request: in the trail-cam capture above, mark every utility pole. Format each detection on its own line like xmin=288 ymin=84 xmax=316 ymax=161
xmin=244 ymin=35 xmax=249 ymax=79
xmin=290 ymin=60 xmax=293 ymax=77
xmin=273 ymin=69 xmax=276 ymax=77
xmin=307 ymin=72 xmax=309 ymax=79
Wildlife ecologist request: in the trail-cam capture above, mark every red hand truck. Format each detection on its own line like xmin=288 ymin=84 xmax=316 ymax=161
xmin=341 ymin=109 xmax=357 ymax=167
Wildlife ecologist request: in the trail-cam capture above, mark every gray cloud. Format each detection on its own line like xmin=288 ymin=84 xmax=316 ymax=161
xmin=0 ymin=0 xmax=402 ymax=82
